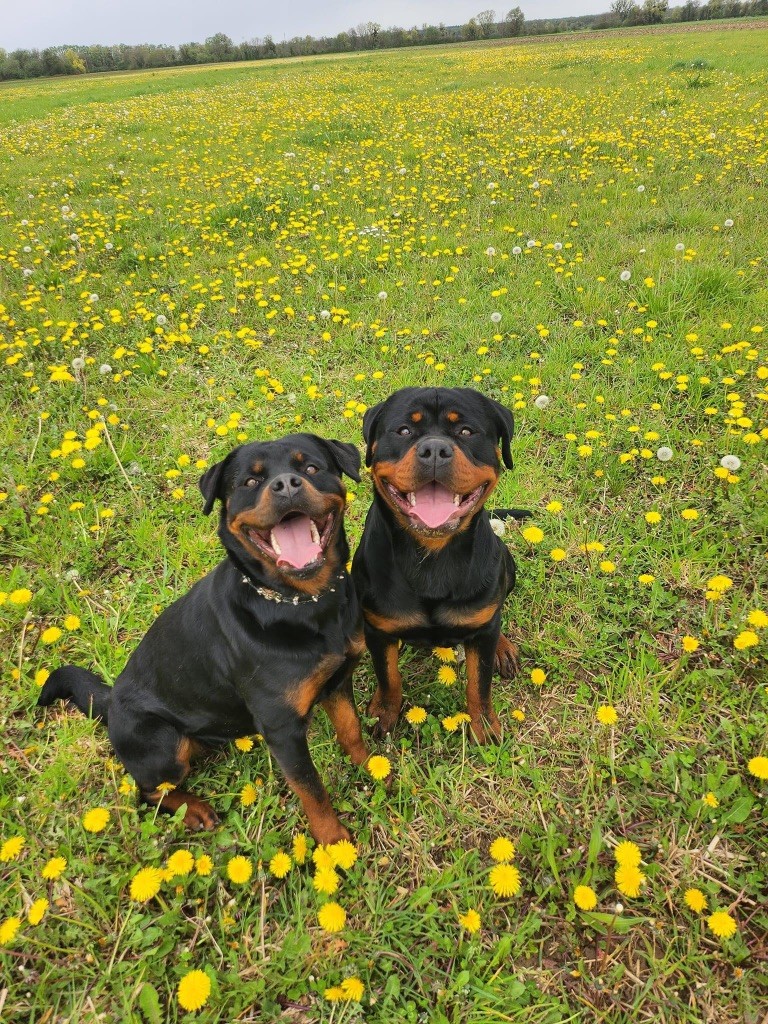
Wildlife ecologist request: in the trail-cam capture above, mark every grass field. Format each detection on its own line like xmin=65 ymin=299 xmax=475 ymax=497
xmin=1 ymin=25 xmax=767 ymax=1024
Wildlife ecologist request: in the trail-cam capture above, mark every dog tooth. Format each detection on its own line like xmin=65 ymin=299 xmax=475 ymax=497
xmin=407 ymin=492 xmax=416 ymax=506
xmin=270 ymin=531 xmax=282 ymax=554
xmin=310 ymin=520 xmax=320 ymax=544
xmin=453 ymin=493 xmax=461 ymax=505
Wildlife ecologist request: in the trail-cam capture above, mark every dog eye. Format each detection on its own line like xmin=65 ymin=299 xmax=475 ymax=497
xmin=397 ymin=426 xmax=412 ymax=436
xmin=244 ymin=477 xmax=260 ymax=488
xmin=305 ymin=464 xmax=319 ymax=474
xmin=459 ymin=427 xmax=473 ymax=437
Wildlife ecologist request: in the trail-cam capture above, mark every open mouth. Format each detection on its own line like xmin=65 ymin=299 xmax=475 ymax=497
xmin=387 ymin=481 xmax=487 ymax=531
xmin=244 ymin=511 xmax=335 ymax=571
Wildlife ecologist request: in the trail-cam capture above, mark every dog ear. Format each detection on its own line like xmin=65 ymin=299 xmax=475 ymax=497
xmin=485 ymin=397 xmax=515 ymax=469
xmin=199 ymin=450 xmax=237 ymax=515
xmin=362 ymin=401 xmax=386 ymax=467
xmin=317 ymin=438 xmax=362 ymax=483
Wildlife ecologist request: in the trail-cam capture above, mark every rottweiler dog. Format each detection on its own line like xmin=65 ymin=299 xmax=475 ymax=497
xmin=38 ymin=434 xmax=368 ymax=844
xmin=352 ymin=387 xmax=525 ymax=744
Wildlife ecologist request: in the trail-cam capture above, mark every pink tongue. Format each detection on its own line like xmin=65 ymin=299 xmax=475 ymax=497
xmin=410 ymin=482 xmax=457 ymax=528
xmin=271 ymin=515 xmax=322 ymax=569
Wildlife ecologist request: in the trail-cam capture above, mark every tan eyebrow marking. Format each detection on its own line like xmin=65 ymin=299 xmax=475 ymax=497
xmin=446 ymin=411 xmax=460 ymax=423
xmin=410 ymin=411 xmax=423 ymax=423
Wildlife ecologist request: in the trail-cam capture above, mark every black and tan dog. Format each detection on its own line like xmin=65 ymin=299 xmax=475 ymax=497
xmin=39 ymin=435 xmax=367 ymax=844
xmin=352 ymin=387 xmax=525 ymax=744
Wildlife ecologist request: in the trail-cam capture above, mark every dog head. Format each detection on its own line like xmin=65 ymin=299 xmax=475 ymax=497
xmin=362 ymin=387 xmax=514 ymax=546
xmin=200 ymin=434 xmax=360 ymax=592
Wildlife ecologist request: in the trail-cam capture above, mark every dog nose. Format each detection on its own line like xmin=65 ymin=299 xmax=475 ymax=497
xmin=270 ymin=474 xmax=303 ymax=498
xmin=416 ymin=436 xmax=454 ymax=467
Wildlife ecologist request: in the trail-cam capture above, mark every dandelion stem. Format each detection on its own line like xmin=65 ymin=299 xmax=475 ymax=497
xmin=100 ymin=418 xmax=142 ymax=505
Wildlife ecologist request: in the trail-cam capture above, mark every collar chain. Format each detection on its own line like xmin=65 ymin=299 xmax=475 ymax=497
xmin=241 ymin=570 xmax=348 ymax=605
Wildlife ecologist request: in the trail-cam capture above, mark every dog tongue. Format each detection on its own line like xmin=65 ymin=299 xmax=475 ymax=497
xmin=410 ymin=482 xmax=457 ymax=528
xmin=272 ymin=515 xmax=322 ymax=569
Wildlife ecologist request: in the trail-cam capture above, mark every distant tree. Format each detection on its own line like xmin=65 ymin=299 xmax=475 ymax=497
xmin=463 ymin=17 xmax=480 ymax=39
xmin=641 ymin=0 xmax=669 ymax=21
xmin=680 ymin=0 xmax=700 ymax=17
xmin=63 ymin=48 xmax=86 ymax=74
xmin=504 ymin=6 xmax=526 ymax=34
xmin=205 ymin=33 xmax=235 ymax=62
xmin=610 ymin=0 xmax=638 ymax=19
xmin=476 ymin=10 xmax=497 ymax=36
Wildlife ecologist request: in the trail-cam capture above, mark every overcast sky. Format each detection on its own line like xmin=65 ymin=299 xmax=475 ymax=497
xmin=3 ymin=1 xmax=610 ymax=51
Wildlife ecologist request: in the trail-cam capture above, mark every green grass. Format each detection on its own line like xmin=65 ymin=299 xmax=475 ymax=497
xmin=1 ymin=25 xmax=766 ymax=1024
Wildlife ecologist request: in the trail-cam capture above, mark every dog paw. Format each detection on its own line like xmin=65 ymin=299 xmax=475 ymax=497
xmin=312 ymin=819 xmax=352 ymax=846
xmin=183 ymin=798 xmax=220 ymax=831
xmin=494 ymin=635 xmax=520 ymax=679
xmin=367 ymin=696 xmax=401 ymax=737
xmin=470 ymin=713 xmax=503 ymax=745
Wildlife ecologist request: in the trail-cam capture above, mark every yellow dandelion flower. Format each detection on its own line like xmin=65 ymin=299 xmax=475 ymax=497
xmin=292 ymin=834 xmax=309 ymax=865
xmin=522 ymin=525 xmax=544 ymax=544
xmin=684 ymin=888 xmax=707 ymax=913
xmin=226 ymin=856 xmax=252 ymax=884
xmin=681 ymin=509 xmax=699 ymax=521
xmin=458 ymin=908 xmax=481 ymax=933
xmin=269 ymin=852 xmax=292 ymax=879
xmin=234 ymin=736 xmax=254 ymax=752
xmin=747 ymin=610 xmax=768 ymax=629
xmin=130 ymin=866 xmax=163 ymax=902
xmin=0 ymin=917 xmax=21 ymax=945
xmin=707 ymin=575 xmax=733 ymax=593
xmin=644 ymin=511 xmax=661 ymax=525
xmin=340 ymin=978 xmax=364 ymax=1002
xmin=707 ymin=910 xmax=737 ymax=939
xmin=9 ymin=588 xmax=33 ymax=605
xmin=195 ymin=855 xmax=213 ymax=876
xmin=166 ymin=850 xmax=194 ymax=877
xmin=489 ymin=863 xmax=521 ymax=897
xmin=747 ymin=756 xmax=768 ymax=780
xmin=545 ymin=501 xmax=563 ymax=513
xmin=574 ymin=886 xmax=597 ymax=911
xmin=550 ymin=548 xmax=567 ymax=561
xmin=596 ymin=705 xmax=618 ymax=726
xmin=35 ymin=668 xmax=50 ymax=687
xmin=615 ymin=863 xmax=645 ymax=898
xmin=41 ymin=626 xmax=63 ymax=644
xmin=63 ymin=614 xmax=81 ymax=630
xmin=82 ymin=808 xmax=110 ymax=833
xmin=437 ymin=665 xmax=457 ymax=685
xmin=638 ymin=574 xmax=655 ymax=585
xmin=406 ymin=706 xmax=427 ymax=725
xmin=41 ymin=856 xmax=66 ymax=879
xmin=681 ymin=636 xmax=699 ymax=653
xmin=240 ymin=783 xmax=258 ymax=806
xmin=177 ymin=969 xmax=211 ymax=1012
xmin=442 ymin=715 xmax=459 ymax=732
xmin=489 ymin=837 xmax=516 ymax=863
xmin=530 ymin=668 xmax=546 ymax=686
xmin=702 ymin=792 xmax=719 ymax=808
xmin=512 ymin=709 xmax=525 ymax=721
xmin=329 ymin=840 xmax=357 ymax=870
xmin=27 ymin=898 xmax=49 ymax=926
xmin=599 ymin=560 xmax=616 ymax=573
xmin=318 ymin=901 xmax=346 ymax=933
xmin=614 ymin=841 xmax=641 ymax=867
xmin=312 ymin=867 xmax=340 ymax=895
xmin=312 ymin=846 xmax=335 ymax=871
xmin=433 ymin=647 xmax=456 ymax=662
xmin=367 ymin=755 xmax=391 ymax=781
xmin=734 ymin=630 xmax=759 ymax=651
xmin=0 ymin=836 xmax=25 ymax=862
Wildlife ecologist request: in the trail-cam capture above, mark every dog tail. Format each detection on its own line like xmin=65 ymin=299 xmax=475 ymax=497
xmin=37 ymin=665 xmax=112 ymax=724
xmin=490 ymin=508 xmax=533 ymax=522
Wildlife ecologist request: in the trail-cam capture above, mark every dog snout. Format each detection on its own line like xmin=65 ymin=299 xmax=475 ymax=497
xmin=270 ymin=474 xmax=304 ymax=500
xmin=416 ymin=436 xmax=454 ymax=470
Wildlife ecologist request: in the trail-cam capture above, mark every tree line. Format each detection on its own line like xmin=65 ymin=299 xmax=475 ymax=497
xmin=1 ymin=2 xmax=766 ymax=82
